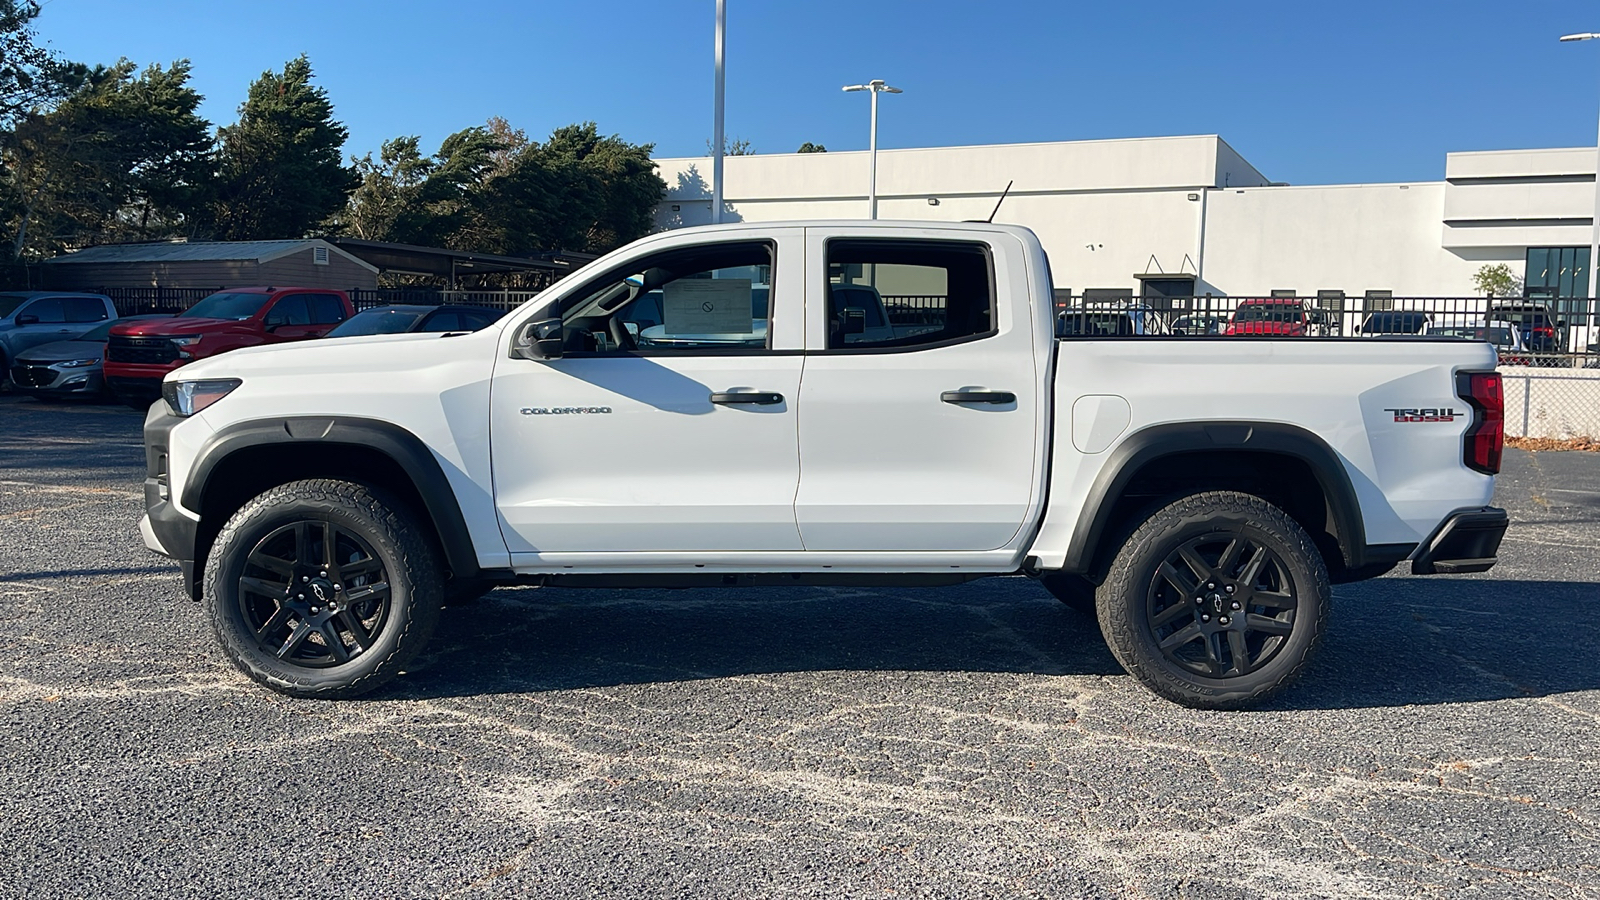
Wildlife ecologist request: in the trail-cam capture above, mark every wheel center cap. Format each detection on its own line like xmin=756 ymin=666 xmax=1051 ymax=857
xmin=307 ymin=578 xmax=336 ymax=607
xmin=1207 ymin=592 xmax=1225 ymax=611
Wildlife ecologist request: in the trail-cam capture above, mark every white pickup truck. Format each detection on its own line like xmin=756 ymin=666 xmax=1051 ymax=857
xmin=139 ymin=221 xmax=1508 ymax=708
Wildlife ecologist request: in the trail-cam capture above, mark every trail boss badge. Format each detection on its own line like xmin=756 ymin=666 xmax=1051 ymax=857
xmin=1384 ymin=407 xmax=1460 ymax=423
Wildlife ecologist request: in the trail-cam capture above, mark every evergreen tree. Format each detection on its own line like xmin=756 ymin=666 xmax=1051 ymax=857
xmin=2 ymin=59 xmax=212 ymax=258
xmin=210 ymin=56 xmax=357 ymax=240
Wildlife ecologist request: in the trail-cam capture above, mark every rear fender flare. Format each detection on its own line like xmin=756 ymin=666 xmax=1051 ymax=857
xmin=1060 ymin=421 xmax=1367 ymax=574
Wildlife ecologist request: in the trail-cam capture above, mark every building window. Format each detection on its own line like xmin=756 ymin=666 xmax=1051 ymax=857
xmin=1525 ymin=247 xmax=1590 ymax=299
xmin=1364 ymin=290 xmax=1393 ymax=311
xmin=1270 ymin=289 xmax=1297 ymax=298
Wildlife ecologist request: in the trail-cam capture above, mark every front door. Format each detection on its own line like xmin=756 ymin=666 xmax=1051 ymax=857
xmin=491 ymin=232 xmax=807 ymax=558
xmin=793 ymin=228 xmax=1046 ymax=552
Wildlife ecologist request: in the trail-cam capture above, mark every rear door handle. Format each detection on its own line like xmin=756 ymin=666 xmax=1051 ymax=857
xmin=711 ymin=391 xmax=784 ymax=405
xmin=941 ymin=390 xmax=1015 ymax=404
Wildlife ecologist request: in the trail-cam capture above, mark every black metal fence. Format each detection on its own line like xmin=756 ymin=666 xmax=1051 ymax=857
xmin=1053 ymin=294 xmax=1600 ymax=367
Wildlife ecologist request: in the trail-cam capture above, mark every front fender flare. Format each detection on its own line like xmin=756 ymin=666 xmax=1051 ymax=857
xmin=182 ymin=416 xmax=480 ymax=581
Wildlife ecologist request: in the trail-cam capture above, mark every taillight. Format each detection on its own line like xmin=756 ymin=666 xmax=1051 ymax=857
xmin=1533 ymin=325 xmax=1555 ymax=338
xmin=1456 ymin=371 xmax=1503 ymax=475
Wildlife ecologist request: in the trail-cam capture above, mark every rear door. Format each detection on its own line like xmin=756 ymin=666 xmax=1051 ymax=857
xmin=793 ymin=227 xmax=1045 ymax=552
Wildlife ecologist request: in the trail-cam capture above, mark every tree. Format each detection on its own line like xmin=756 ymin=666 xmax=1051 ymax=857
xmin=1472 ymin=263 xmax=1520 ymax=298
xmin=0 ymin=0 xmax=83 ymax=126
xmin=705 ymin=136 xmax=753 ymax=156
xmin=344 ymin=119 xmax=664 ymax=261
xmin=1 ymin=59 xmax=212 ymax=258
xmin=344 ymin=135 xmax=431 ymax=241
xmin=796 ymin=142 xmax=826 ymax=153
xmin=210 ymin=56 xmax=357 ymax=240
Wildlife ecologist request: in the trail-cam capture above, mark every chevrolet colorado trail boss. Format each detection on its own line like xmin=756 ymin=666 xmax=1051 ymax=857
xmin=139 ymin=221 xmax=1508 ymax=709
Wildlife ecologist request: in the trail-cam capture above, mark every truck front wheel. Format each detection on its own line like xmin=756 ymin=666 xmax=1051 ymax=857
xmin=1096 ymin=491 xmax=1330 ymax=710
xmin=203 ymin=479 xmax=443 ymax=698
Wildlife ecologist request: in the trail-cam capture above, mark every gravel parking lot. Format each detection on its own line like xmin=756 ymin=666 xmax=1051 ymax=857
xmin=0 ymin=392 xmax=1595 ymax=899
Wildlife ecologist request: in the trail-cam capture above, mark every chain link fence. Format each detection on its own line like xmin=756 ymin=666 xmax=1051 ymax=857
xmin=1499 ymin=367 xmax=1600 ymax=440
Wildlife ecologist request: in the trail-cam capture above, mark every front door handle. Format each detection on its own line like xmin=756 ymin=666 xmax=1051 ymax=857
xmin=711 ymin=391 xmax=784 ymax=405
xmin=941 ymin=390 xmax=1015 ymax=404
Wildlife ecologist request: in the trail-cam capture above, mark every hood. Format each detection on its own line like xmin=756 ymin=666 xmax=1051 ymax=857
xmin=15 ymin=339 xmax=105 ymax=362
xmin=112 ymin=317 xmax=244 ymax=336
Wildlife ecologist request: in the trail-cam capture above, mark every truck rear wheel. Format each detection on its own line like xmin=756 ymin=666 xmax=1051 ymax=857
xmin=203 ymin=479 xmax=443 ymax=699
xmin=1096 ymin=491 xmax=1329 ymax=710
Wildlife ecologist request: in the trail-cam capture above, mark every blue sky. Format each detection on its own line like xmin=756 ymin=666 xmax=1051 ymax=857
xmin=33 ymin=0 xmax=1600 ymax=185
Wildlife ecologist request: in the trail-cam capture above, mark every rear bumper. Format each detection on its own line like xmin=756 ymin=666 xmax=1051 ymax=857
xmin=1411 ymin=507 xmax=1508 ymax=575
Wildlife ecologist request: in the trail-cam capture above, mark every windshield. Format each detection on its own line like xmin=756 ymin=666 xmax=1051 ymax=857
xmin=0 ymin=294 xmax=31 ymax=318
xmin=1235 ymin=304 xmax=1300 ymax=323
xmin=326 ymin=308 xmax=425 ymax=337
xmin=182 ymin=292 xmax=270 ymax=320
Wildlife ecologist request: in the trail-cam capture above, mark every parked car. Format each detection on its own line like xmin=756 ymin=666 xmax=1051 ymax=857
xmin=324 ymin=305 xmax=505 ymax=339
xmin=1488 ymin=302 xmax=1565 ymax=359
xmin=141 ymin=219 xmax=1506 ymax=710
xmin=1427 ymin=324 xmax=1531 ymax=367
xmin=1058 ymin=304 xmax=1168 ymax=336
xmin=1359 ymin=311 xmax=1432 ymax=335
xmin=104 ymin=287 xmax=354 ymax=407
xmin=1170 ymin=314 xmax=1223 ymax=336
xmin=0 ymin=291 xmax=116 ymax=378
xmin=1225 ymin=299 xmax=1320 ymax=336
xmin=10 ymin=314 xmax=171 ymax=399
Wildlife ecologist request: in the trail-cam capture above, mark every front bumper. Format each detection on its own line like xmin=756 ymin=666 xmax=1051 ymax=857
xmin=11 ymin=361 xmax=101 ymax=395
xmin=1411 ymin=507 xmax=1508 ymax=575
xmin=143 ymin=402 xmax=201 ymax=599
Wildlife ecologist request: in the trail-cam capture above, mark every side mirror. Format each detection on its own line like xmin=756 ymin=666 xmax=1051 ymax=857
xmin=15 ymin=314 xmax=38 ymax=325
xmin=841 ymin=308 xmax=866 ymax=336
xmin=512 ymin=317 xmax=564 ymax=360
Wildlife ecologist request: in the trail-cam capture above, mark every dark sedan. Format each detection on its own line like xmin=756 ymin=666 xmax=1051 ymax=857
xmin=324 ymin=305 xmax=505 ymax=339
xmin=11 ymin=315 xmax=170 ymax=399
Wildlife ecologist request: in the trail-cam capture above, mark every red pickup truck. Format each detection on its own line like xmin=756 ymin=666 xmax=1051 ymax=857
xmin=105 ymin=287 xmax=353 ymax=406
xmin=1225 ymin=299 xmax=1320 ymax=337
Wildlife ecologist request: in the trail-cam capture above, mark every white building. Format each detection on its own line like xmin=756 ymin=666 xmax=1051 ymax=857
xmin=652 ymin=135 xmax=1595 ymax=310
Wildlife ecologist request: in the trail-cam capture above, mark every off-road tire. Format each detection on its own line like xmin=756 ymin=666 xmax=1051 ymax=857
xmin=1096 ymin=491 xmax=1330 ymax=710
xmin=204 ymin=479 xmax=443 ymax=698
xmin=1039 ymin=571 xmax=1096 ymax=615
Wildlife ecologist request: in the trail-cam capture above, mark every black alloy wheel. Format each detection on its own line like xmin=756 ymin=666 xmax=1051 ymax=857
xmin=1144 ymin=533 xmax=1296 ymax=679
xmin=239 ymin=520 xmax=391 ymax=668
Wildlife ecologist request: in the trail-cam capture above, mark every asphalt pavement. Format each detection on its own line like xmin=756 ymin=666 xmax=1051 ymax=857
xmin=0 ymin=392 xmax=1595 ymax=899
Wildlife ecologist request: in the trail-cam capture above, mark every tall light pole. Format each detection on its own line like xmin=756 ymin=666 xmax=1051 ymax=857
xmin=1560 ymin=32 xmax=1600 ymax=310
xmin=842 ymin=80 xmax=902 ymax=219
xmin=711 ymin=0 xmax=726 ymax=224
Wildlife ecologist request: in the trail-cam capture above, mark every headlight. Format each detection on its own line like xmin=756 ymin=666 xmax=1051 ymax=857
xmin=171 ymin=336 xmax=203 ymax=359
xmin=162 ymin=378 xmax=241 ymax=417
xmin=58 ymin=358 xmax=100 ymax=368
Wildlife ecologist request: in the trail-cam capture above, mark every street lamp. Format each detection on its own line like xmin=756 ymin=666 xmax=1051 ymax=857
xmin=711 ymin=0 xmax=726 ymax=224
xmin=1561 ymin=32 xmax=1600 ymax=311
xmin=842 ymin=79 xmax=902 ymax=219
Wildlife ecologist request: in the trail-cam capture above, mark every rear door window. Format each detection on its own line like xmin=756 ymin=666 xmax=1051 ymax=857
xmin=305 ymin=294 xmax=347 ymax=324
xmin=821 ymin=240 xmax=994 ymax=350
xmin=266 ymin=295 xmax=311 ymax=326
xmin=63 ymin=297 xmax=108 ymax=323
